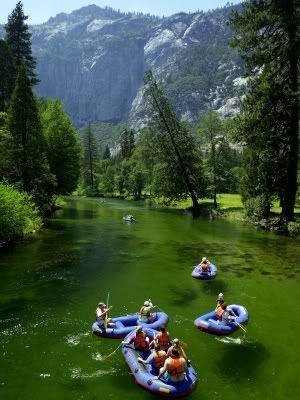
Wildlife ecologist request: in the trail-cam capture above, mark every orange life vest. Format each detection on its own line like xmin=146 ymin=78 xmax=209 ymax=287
xmin=153 ymin=350 xmax=167 ymax=369
xmin=134 ymin=332 xmax=149 ymax=352
xmin=156 ymin=332 xmax=170 ymax=349
xmin=201 ymin=262 xmax=208 ymax=272
xmin=168 ymin=357 xmax=185 ymax=378
xmin=217 ymin=307 xmax=224 ymax=321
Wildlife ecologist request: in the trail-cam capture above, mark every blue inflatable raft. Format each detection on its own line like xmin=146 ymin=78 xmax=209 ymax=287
xmin=194 ymin=304 xmax=249 ymax=336
xmin=92 ymin=312 xmax=169 ymax=338
xmin=192 ymin=264 xmax=217 ymax=280
xmin=122 ymin=328 xmax=197 ymax=397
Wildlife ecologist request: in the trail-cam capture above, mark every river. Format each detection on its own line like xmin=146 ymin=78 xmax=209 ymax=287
xmin=0 ymin=197 xmax=299 ymax=400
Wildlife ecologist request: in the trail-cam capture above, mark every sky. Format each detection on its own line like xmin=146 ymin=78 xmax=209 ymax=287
xmin=0 ymin=0 xmax=242 ymax=24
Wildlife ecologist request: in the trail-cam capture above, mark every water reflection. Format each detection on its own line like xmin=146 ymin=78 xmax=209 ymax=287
xmin=214 ymin=341 xmax=269 ymax=380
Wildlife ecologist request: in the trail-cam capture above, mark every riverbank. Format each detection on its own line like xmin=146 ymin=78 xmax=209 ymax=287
xmin=171 ymin=194 xmax=300 ymax=236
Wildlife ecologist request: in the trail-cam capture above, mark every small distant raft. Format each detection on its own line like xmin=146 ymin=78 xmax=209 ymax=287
xmin=194 ymin=304 xmax=249 ymax=336
xmin=92 ymin=312 xmax=169 ymax=339
xmin=122 ymin=328 xmax=197 ymax=397
xmin=192 ymin=264 xmax=217 ymax=280
xmin=123 ymin=215 xmax=135 ymax=222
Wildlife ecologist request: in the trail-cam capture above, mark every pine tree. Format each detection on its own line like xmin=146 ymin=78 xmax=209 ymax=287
xmin=8 ymin=66 xmax=55 ymax=208
xmin=5 ymin=1 xmax=39 ymax=85
xmin=144 ymin=71 xmax=205 ymax=214
xmin=41 ymin=100 xmax=82 ymax=194
xmin=230 ymin=0 xmax=300 ymax=222
xmin=82 ymin=124 xmax=99 ymax=191
xmin=0 ymin=40 xmax=15 ymax=111
xmin=103 ymin=145 xmax=111 ymax=160
xmin=119 ymin=129 xmax=135 ymax=159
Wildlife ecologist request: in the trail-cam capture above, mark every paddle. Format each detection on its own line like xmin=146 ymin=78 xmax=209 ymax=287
xmin=102 ymin=342 xmax=123 ymax=360
xmin=229 ymin=307 xmax=247 ymax=333
xmin=104 ymin=292 xmax=110 ymax=329
xmin=235 ymin=321 xmax=247 ymax=333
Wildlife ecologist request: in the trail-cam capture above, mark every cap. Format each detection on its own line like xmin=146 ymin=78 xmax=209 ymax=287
xmin=173 ymin=338 xmax=179 ymax=345
xmin=217 ymin=293 xmax=224 ymax=299
xmin=144 ymin=301 xmax=150 ymax=306
xmin=98 ymin=302 xmax=106 ymax=307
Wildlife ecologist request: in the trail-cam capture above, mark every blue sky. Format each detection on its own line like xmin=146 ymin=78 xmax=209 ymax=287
xmin=0 ymin=1 xmax=242 ymax=24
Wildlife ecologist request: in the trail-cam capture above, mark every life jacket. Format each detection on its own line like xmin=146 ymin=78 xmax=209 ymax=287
xmin=217 ymin=307 xmax=224 ymax=321
xmin=140 ymin=306 xmax=151 ymax=318
xmin=201 ymin=262 xmax=208 ymax=272
xmin=134 ymin=332 xmax=149 ymax=352
xmin=153 ymin=350 xmax=167 ymax=369
xmin=156 ymin=332 xmax=170 ymax=349
xmin=168 ymin=357 xmax=185 ymax=378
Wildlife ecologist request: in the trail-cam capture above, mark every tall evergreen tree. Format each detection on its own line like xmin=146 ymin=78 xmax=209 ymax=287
xmin=198 ymin=111 xmax=223 ymax=209
xmin=0 ymin=40 xmax=15 ymax=111
xmin=82 ymin=124 xmax=99 ymax=191
xmin=144 ymin=71 xmax=205 ymax=214
xmin=5 ymin=1 xmax=38 ymax=85
xmin=230 ymin=0 xmax=300 ymax=222
xmin=119 ymin=128 xmax=135 ymax=159
xmin=103 ymin=144 xmax=111 ymax=160
xmin=8 ymin=66 xmax=54 ymax=208
xmin=41 ymin=100 xmax=82 ymax=194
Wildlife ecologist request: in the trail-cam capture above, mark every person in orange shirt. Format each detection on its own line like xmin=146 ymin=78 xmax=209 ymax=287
xmin=155 ymin=349 xmax=188 ymax=383
xmin=122 ymin=326 xmax=150 ymax=353
xmin=151 ymin=326 xmax=171 ymax=351
xmin=199 ymin=257 xmax=210 ymax=273
xmin=138 ymin=343 xmax=167 ymax=374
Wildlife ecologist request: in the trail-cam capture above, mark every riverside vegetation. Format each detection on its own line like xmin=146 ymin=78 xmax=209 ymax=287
xmin=0 ymin=1 xmax=299 ymax=243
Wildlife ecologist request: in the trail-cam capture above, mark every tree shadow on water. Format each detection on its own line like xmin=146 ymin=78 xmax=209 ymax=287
xmin=214 ymin=341 xmax=269 ymax=381
xmin=168 ymin=286 xmax=198 ymax=306
xmin=200 ymin=279 xmax=229 ymax=296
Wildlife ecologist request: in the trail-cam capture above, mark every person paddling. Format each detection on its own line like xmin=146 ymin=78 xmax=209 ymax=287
xmin=167 ymin=338 xmax=189 ymax=364
xmin=122 ymin=326 xmax=150 ymax=353
xmin=199 ymin=257 xmax=210 ymax=273
xmin=154 ymin=349 xmax=188 ymax=383
xmin=139 ymin=299 xmax=157 ymax=323
xmin=215 ymin=293 xmax=225 ymax=311
xmin=217 ymin=304 xmax=236 ymax=324
xmin=95 ymin=302 xmax=115 ymax=332
xmin=138 ymin=343 xmax=167 ymax=374
xmin=151 ymin=326 xmax=171 ymax=351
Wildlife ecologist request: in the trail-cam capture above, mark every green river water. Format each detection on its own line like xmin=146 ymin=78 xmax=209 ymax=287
xmin=0 ymin=197 xmax=299 ymax=400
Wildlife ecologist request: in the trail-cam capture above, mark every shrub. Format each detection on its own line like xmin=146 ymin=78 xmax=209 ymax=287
xmin=287 ymin=222 xmax=300 ymax=238
xmin=0 ymin=182 xmax=42 ymax=241
xmin=243 ymin=195 xmax=271 ymax=221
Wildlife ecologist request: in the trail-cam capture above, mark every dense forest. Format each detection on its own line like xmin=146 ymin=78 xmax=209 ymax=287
xmin=0 ymin=1 xmax=299 ymax=244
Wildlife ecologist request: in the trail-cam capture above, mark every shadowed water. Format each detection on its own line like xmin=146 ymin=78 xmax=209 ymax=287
xmin=0 ymin=197 xmax=299 ymax=400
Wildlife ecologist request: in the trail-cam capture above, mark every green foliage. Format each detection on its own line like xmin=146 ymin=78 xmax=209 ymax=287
xmin=287 ymin=222 xmax=300 ymax=238
xmin=230 ymin=1 xmax=300 ymax=221
xmin=7 ymin=66 xmax=55 ymax=211
xmin=5 ymin=1 xmax=38 ymax=85
xmin=119 ymin=128 xmax=135 ymax=159
xmin=82 ymin=123 xmax=99 ymax=192
xmin=41 ymin=99 xmax=81 ymax=194
xmin=243 ymin=195 xmax=271 ymax=221
xmin=144 ymin=71 xmax=205 ymax=211
xmin=0 ymin=182 xmax=42 ymax=241
xmin=79 ymin=121 xmax=126 ymax=154
xmin=0 ymin=39 xmax=15 ymax=111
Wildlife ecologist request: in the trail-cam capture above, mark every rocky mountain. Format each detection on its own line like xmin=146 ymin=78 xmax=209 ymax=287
xmin=1 ymin=4 xmax=245 ymax=128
